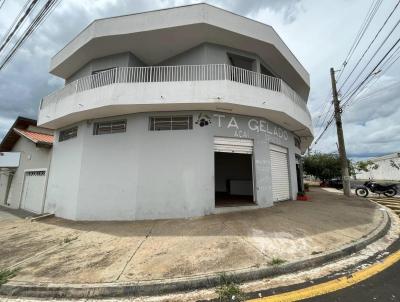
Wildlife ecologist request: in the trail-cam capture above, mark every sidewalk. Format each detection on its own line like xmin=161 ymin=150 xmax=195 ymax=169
xmin=0 ymin=188 xmax=387 ymax=297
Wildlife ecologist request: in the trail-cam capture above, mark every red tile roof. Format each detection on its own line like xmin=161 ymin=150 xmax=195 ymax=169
xmin=13 ymin=128 xmax=54 ymax=145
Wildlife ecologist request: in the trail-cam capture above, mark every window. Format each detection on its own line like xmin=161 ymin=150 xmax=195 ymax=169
xmin=228 ymin=53 xmax=255 ymax=71
xmin=59 ymin=127 xmax=78 ymax=142
xmin=149 ymin=116 xmax=193 ymax=131
xmin=294 ymin=137 xmax=301 ymax=149
xmin=93 ymin=120 xmax=127 ymax=135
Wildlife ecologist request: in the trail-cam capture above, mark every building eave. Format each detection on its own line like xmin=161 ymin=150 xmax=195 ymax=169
xmin=49 ymin=3 xmax=310 ymax=98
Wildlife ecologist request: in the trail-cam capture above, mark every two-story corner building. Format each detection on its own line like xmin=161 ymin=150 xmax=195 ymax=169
xmin=38 ymin=4 xmax=313 ymax=221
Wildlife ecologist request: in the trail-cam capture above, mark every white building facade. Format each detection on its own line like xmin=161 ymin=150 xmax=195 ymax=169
xmin=0 ymin=117 xmax=53 ymax=214
xmin=38 ymin=4 xmax=313 ymax=220
xmin=357 ymin=152 xmax=400 ymax=181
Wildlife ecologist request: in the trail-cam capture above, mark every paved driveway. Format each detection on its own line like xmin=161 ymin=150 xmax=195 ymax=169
xmin=0 ymin=188 xmax=384 ymax=285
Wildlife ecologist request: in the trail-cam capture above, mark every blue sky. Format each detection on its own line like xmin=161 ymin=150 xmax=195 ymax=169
xmin=0 ymin=0 xmax=399 ymax=160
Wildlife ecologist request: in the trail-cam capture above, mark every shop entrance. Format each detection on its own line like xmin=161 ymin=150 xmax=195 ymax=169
xmin=214 ymin=137 xmax=255 ymax=207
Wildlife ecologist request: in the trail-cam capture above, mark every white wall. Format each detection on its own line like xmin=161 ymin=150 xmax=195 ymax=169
xmin=45 ymin=111 xmax=299 ymax=220
xmin=5 ymin=138 xmax=52 ymax=209
xmin=65 ymin=52 xmax=145 ymax=84
xmin=44 ymin=123 xmax=83 ymax=218
xmin=357 ymin=156 xmax=400 ymax=181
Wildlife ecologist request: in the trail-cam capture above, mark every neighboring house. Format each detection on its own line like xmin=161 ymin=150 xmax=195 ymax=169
xmin=37 ymin=4 xmax=313 ymax=220
xmin=0 ymin=117 xmax=53 ymax=214
xmin=357 ymin=152 xmax=400 ymax=181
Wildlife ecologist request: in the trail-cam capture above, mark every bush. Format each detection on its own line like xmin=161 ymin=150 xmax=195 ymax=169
xmin=215 ymin=274 xmax=245 ymax=301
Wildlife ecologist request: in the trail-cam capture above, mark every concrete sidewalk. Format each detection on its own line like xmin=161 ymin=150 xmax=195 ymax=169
xmin=0 ymin=188 xmax=386 ymax=293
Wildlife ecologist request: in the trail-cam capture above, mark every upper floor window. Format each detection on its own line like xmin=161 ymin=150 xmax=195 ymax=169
xmin=149 ymin=116 xmax=193 ymax=131
xmin=59 ymin=126 xmax=78 ymax=142
xmin=294 ymin=136 xmax=301 ymax=149
xmin=260 ymin=64 xmax=275 ymax=77
xmin=228 ymin=53 xmax=255 ymax=72
xmin=93 ymin=120 xmax=127 ymax=135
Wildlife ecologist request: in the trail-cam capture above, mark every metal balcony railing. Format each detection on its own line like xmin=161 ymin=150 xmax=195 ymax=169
xmin=41 ymin=64 xmax=308 ymax=112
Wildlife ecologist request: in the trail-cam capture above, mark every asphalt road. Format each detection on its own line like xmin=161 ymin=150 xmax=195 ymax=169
xmin=302 ymin=260 xmax=400 ymax=302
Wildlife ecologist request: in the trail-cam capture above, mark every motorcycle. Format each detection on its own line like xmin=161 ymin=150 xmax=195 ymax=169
xmin=355 ymin=181 xmax=398 ymax=198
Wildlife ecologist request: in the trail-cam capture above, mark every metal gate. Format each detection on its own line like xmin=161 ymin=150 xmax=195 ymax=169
xmin=20 ymin=170 xmax=47 ymax=214
xmin=214 ymin=137 xmax=254 ymax=154
xmin=270 ymin=145 xmax=290 ymax=201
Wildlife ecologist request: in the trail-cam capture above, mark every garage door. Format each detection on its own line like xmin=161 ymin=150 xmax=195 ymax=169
xmin=214 ymin=137 xmax=253 ymax=154
xmin=270 ymin=145 xmax=290 ymax=201
xmin=20 ymin=170 xmax=47 ymax=214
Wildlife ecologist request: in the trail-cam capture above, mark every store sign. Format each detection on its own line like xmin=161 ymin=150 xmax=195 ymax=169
xmin=212 ymin=114 xmax=288 ymax=141
xmin=0 ymin=152 xmax=21 ymax=168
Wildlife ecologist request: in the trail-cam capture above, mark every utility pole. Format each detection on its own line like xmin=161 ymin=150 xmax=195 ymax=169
xmin=330 ymin=67 xmax=351 ymax=197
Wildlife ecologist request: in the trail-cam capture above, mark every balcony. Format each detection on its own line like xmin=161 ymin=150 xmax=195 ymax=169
xmin=39 ymin=64 xmax=312 ymax=140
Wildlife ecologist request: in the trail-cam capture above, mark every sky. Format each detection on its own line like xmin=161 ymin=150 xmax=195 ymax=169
xmin=0 ymin=0 xmax=399 ymax=161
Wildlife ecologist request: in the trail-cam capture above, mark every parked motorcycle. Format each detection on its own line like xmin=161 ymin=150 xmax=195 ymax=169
xmin=355 ymin=181 xmax=398 ymax=198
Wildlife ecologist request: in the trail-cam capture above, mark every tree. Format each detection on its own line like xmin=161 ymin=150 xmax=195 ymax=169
xmin=303 ymin=153 xmax=342 ymax=181
xmin=354 ymin=160 xmax=379 ymax=173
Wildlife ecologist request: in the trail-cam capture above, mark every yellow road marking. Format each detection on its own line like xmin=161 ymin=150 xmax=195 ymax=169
xmin=247 ymin=250 xmax=400 ymax=302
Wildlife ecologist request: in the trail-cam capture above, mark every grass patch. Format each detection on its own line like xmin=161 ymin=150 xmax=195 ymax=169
xmin=215 ymin=273 xmax=245 ymax=301
xmin=0 ymin=269 xmax=18 ymax=286
xmin=63 ymin=236 xmax=78 ymax=244
xmin=268 ymin=258 xmax=286 ymax=266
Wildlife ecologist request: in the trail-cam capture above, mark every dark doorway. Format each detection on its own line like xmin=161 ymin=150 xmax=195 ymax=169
xmin=214 ymin=152 xmax=255 ymax=207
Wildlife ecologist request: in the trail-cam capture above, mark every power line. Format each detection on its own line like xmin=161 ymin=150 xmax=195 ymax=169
xmin=336 ymin=0 xmax=383 ymax=82
xmin=341 ymin=36 xmax=400 ymax=109
xmin=0 ymin=0 xmax=6 ymax=11
xmin=0 ymin=0 xmax=40 ymax=54
xmin=314 ymin=0 xmax=382 ymax=130
xmin=343 ymin=48 xmax=400 ymax=109
xmin=0 ymin=0 xmax=31 ymax=47
xmin=341 ymin=17 xmax=400 ymax=99
xmin=0 ymin=0 xmax=61 ymax=70
xmin=338 ymin=0 xmax=400 ymax=92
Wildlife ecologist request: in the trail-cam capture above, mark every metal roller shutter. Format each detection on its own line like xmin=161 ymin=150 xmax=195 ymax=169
xmin=214 ymin=137 xmax=253 ymax=154
xmin=270 ymin=145 xmax=290 ymax=201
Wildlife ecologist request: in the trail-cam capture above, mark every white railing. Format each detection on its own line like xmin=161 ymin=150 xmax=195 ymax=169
xmin=41 ymin=64 xmax=308 ymax=112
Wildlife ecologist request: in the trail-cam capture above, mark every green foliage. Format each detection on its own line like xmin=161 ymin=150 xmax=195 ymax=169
xmin=63 ymin=236 xmax=78 ymax=244
xmin=215 ymin=273 xmax=245 ymax=301
xmin=268 ymin=258 xmax=286 ymax=266
xmin=355 ymin=160 xmax=379 ymax=172
xmin=0 ymin=269 xmax=18 ymax=285
xmin=303 ymin=153 xmax=342 ymax=181
xmin=390 ymin=160 xmax=400 ymax=170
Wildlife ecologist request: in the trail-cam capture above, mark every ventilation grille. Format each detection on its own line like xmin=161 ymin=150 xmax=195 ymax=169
xmin=149 ymin=116 xmax=193 ymax=131
xmin=93 ymin=120 xmax=127 ymax=135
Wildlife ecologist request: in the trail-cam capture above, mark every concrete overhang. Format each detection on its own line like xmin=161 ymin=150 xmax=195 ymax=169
xmin=50 ymin=3 xmax=310 ymax=99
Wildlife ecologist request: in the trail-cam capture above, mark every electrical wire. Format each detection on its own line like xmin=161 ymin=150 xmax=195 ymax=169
xmin=340 ymin=18 xmax=400 ymax=100
xmin=0 ymin=0 xmax=61 ymax=70
xmin=0 ymin=0 xmax=31 ymax=47
xmin=343 ymin=48 xmax=400 ymax=109
xmin=341 ymin=36 xmax=400 ymax=109
xmin=0 ymin=0 xmax=39 ymax=54
xmin=338 ymin=0 xmax=400 ymax=93
xmin=336 ymin=0 xmax=383 ymax=82
xmin=0 ymin=0 xmax=6 ymax=11
xmin=314 ymin=0 xmax=382 ymax=130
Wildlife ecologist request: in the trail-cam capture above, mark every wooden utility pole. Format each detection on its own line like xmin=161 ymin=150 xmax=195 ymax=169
xmin=330 ymin=67 xmax=351 ymax=197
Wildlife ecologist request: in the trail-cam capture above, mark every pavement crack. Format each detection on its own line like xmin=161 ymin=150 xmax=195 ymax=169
xmin=115 ymin=222 xmax=155 ymax=281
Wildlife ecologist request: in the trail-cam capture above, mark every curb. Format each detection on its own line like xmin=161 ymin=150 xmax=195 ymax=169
xmin=0 ymin=207 xmax=391 ymax=299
